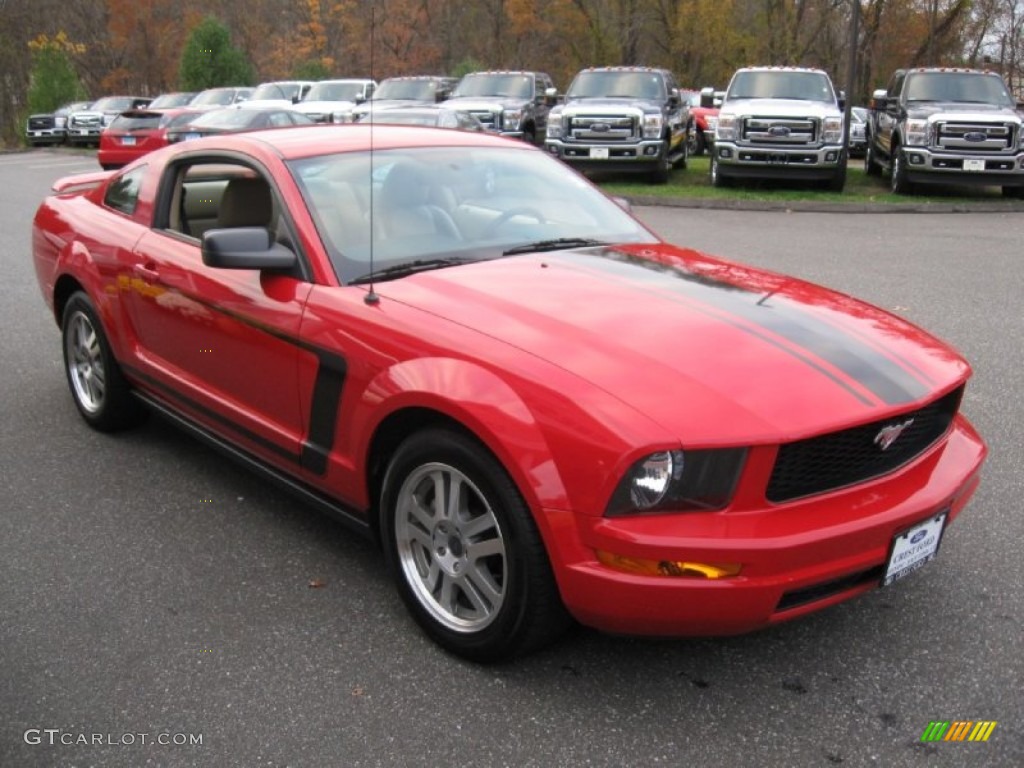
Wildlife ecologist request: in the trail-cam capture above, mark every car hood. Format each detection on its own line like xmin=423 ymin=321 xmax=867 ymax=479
xmin=354 ymin=99 xmax=426 ymax=114
xmin=906 ymin=102 xmax=1021 ymax=121
xmin=235 ymin=99 xmax=293 ymax=109
xmin=722 ymin=99 xmax=840 ymax=119
xmin=443 ymin=97 xmax=525 ymax=111
xmin=297 ymin=100 xmax=357 ymax=113
xmin=562 ymin=97 xmax=664 ymax=113
xmin=380 ymin=245 xmax=968 ymax=445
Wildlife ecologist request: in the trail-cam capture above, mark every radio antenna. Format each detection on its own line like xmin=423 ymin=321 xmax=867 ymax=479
xmin=364 ymin=0 xmax=380 ymax=305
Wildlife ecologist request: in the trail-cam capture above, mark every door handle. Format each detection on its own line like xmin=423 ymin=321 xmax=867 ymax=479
xmin=133 ymin=262 xmax=159 ymax=281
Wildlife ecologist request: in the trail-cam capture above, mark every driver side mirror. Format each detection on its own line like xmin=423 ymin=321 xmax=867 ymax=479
xmin=202 ymin=227 xmax=297 ymax=271
xmin=544 ymin=87 xmax=558 ymax=106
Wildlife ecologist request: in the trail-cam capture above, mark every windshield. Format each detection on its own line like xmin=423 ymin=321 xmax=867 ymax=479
xmin=149 ymin=93 xmax=194 ymax=109
xmin=289 ymin=145 xmax=656 ymax=284
xmin=191 ymin=89 xmax=242 ymax=106
xmin=251 ymin=83 xmax=302 ymax=101
xmin=305 ymin=82 xmax=365 ymax=102
xmin=190 ymin=110 xmax=266 ymax=128
xmin=727 ymin=71 xmax=836 ymax=103
xmin=904 ymin=72 xmax=1014 ymax=106
xmin=91 ymin=97 xmax=137 ymax=112
xmin=109 ymin=112 xmax=162 ymax=131
xmin=567 ymin=71 xmax=666 ymax=100
xmin=453 ymin=74 xmax=533 ymax=99
xmin=374 ymin=79 xmax=435 ymax=101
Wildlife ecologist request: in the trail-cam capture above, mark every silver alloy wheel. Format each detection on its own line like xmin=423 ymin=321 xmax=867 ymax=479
xmin=394 ymin=462 xmax=507 ymax=633
xmin=65 ymin=310 xmax=106 ymax=414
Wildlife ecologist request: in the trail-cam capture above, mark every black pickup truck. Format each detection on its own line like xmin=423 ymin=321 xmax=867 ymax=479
xmin=544 ymin=67 xmax=690 ymax=183
xmin=865 ymin=68 xmax=1024 ymax=197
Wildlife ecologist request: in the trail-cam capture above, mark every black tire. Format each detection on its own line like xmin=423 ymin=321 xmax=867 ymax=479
xmin=890 ymin=146 xmax=913 ymax=195
xmin=692 ymin=130 xmax=706 ymax=157
xmin=826 ymin=154 xmax=847 ymax=192
xmin=521 ymin=125 xmax=537 ymax=146
xmin=709 ymin=153 xmax=732 ymax=187
xmin=380 ymin=428 xmax=571 ymax=662
xmin=649 ymin=139 xmax=672 ymax=184
xmin=675 ymin=128 xmax=689 ymax=170
xmin=864 ymin=140 xmax=881 ymax=176
xmin=1002 ymin=185 xmax=1024 ymax=199
xmin=61 ymin=292 xmax=144 ymax=432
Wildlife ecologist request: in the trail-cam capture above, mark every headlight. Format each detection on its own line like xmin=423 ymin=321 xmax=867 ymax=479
xmin=504 ymin=109 xmax=522 ymax=130
xmin=823 ymin=116 xmax=843 ymax=144
xmin=642 ymin=112 xmax=663 ymax=139
xmin=715 ymin=115 xmax=738 ymax=141
xmin=606 ymin=448 xmax=746 ymax=516
xmin=905 ymin=118 xmax=929 ymax=146
xmin=332 ymin=110 xmax=355 ymax=123
xmin=546 ymin=109 xmax=564 ymax=139
xmin=706 ymin=116 xmax=718 ymax=133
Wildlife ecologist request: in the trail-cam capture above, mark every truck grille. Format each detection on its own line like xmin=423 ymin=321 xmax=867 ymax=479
xmin=935 ymin=121 xmax=1016 ymax=153
xmin=568 ymin=115 xmax=637 ymax=142
xmin=766 ymin=387 xmax=962 ymax=503
xmin=71 ymin=115 xmax=101 ymax=128
xmin=469 ymin=110 xmax=500 ymax=130
xmin=742 ymin=117 xmax=817 ymax=146
xmin=28 ymin=116 xmax=56 ymax=130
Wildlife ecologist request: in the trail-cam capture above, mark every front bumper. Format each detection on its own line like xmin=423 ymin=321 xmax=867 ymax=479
xmin=545 ymin=138 xmax=665 ymax=172
xmin=26 ymin=129 xmax=67 ymax=144
xmin=548 ymin=415 xmax=985 ymax=636
xmin=67 ymin=127 xmax=102 ymax=144
xmin=901 ymin=146 xmax=1024 ymax=187
xmin=714 ymin=141 xmax=845 ymax=181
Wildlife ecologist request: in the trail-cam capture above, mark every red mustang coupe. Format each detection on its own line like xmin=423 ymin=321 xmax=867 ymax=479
xmin=32 ymin=126 xmax=985 ymax=660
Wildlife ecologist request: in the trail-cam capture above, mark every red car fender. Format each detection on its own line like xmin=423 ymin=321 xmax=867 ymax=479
xmin=355 ymin=357 xmax=571 ymax=515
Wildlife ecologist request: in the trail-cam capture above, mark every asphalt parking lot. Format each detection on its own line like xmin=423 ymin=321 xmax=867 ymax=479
xmin=1 ymin=149 xmax=1021 ymax=767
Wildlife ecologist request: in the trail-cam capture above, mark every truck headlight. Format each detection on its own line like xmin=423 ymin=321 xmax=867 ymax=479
xmin=504 ymin=109 xmax=522 ymax=131
xmin=606 ymin=448 xmax=746 ymax=516
xmin=715 ymin=115 xmax=738 ymax=141
xmin=546 ymin=109 xmax=564 ymax=139
xmin=642 ymin=113 xmax=664 ymax=139
xmin=823 ymin=116 xmax=843 ymax=144
xmin=905 ymin=118 xmax=929 ymax=146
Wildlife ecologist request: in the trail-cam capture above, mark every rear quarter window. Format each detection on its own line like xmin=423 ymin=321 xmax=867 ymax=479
xmin=103 ymin=166 xmax=146 ymax=215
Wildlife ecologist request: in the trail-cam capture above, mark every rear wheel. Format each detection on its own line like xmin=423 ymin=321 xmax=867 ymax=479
xmin=380 ymin=428 xmax=570 ymax=661
xmin=61 ymin=292 xmax=144 ymax=432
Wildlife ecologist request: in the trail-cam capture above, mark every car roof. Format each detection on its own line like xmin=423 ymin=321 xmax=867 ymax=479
xmin=197 ymin=124 xmax=523 ymax=160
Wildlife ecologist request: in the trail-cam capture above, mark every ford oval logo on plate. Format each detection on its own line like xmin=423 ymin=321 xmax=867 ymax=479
xmin=910 ymin=530 xmax=928 ymax=544
xmin=769 ymin=126 xmax=791 ymax=136
xmin=964 ymin=132 xmax=987 ymax=142
xmin=591 ymin=123 xmax=611 ymax=133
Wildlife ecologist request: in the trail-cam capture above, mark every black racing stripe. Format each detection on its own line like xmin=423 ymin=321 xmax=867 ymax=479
xmin=124 ymin=364 xmax=301 ymax=465
xmin=128 ymin=286 xmax=349 ymax=476
xmin=563 ymin=249 xmax=931 ymax=406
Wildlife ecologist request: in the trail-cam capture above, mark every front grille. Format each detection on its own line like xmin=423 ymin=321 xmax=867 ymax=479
xmin=766 ymin=387 xmax=963 ymax=503
xmin=71 ymin=116 xmax=101 ymax=128
xmin=29 ymin=116 xmax=56 ymax=130
xmin=568 ymin=114 xmax=637 ymax=142
xmin=935 ymin=121 xmax=1016 ymax=153
xmin=469 ymin=110 xmax=500 ymax=130
xmin=742 ymin=116 xmax=817 ymax=146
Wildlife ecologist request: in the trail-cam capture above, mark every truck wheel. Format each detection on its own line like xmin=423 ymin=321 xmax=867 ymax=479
xmin=890 ymin=147 xmax=913 ymax=195
xmin=826 ymin=160 xmax=847 ymax=192
xmin=649 ymin=140 xmax=672 ymax=184
xmin=521 ymin=125 xmax=537 ymax=145
xmin=689 ymin=129 xmax=706 ymax=157
xmin=710 ymin=154 xmax=731 ymax=188
xmin=1002 ymin=185 xmax=1024 ymax=199
xmin=380 ymin=428 xmax=571 ymax=661
xmin=674 ymin=129 xmax=689 ymax=170
xmin=864 ymin=141 xmax=881 ymax=176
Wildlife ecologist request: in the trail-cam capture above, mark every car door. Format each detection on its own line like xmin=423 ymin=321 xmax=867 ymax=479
xmin=123 ymin=156 xmax=313 ymax=470
xmin=877 ymin=71 xmax=904 ymax=159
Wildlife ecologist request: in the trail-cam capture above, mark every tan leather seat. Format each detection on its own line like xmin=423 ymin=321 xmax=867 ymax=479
xmin=217 ymin=177 xmax=273 ymax=229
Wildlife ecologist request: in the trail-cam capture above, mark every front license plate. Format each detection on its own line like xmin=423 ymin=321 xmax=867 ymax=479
xmin=964 ymin=159 xmax=985 ymax=172
xmin=883 ymin=511 xmax=947 ymax=586
xmin=79 ymin=129 xmax=90 ymax=135
xmin=121 ymin=136 xmax=136 ymax=146
xmin=590 ymin=147 xmax=609 ymax=159
xmin=184 ymin=133 xmax=201 ymax=141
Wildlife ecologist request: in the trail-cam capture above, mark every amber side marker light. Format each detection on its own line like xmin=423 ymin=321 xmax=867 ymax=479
xmin=596 ymin=550 xmax=742 ymax=579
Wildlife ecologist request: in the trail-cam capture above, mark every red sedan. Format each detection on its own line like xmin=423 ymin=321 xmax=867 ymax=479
xmin=32 ymin=126 xmax=985 ymax=660
xmin=97 ymin=108 xmax=204 ymax=169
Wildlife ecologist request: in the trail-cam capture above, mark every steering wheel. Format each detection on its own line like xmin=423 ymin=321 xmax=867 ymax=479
xmin=481 ymin=207 xmax=547 ymax=238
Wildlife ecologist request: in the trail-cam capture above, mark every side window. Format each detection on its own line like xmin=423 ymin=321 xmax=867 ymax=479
xmin=161 ymin=161 xmax=277 ymax=242
xmin=103 ymin=166 xmax=145 ymax=215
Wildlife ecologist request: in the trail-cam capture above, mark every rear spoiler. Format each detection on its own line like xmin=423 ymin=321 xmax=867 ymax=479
xmin=51 ymin=170 xmax=114 ymax=195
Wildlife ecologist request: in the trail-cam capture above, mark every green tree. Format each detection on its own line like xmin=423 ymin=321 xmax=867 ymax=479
xmin=178 ymin=16 xmax=253 ymax=90
xmin=26 ymin=32 xmax=87 ymax=114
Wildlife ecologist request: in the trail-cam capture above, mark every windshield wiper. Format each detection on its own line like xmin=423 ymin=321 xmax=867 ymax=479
xmin=350 ymin=257 xmax=470 ymax=284
xmin=502 ymin=238 xmax=607 ymax=256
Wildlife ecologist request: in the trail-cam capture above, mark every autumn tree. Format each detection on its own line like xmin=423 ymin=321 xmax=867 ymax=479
xmin=178 ymin=16 xmax=254 ymax=90
xmin=26 ymin=32 xmax=88 ymax=114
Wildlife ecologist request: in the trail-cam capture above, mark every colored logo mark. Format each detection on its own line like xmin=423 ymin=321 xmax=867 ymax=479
xmin=921 ymin=720 xmax=997 ymax=742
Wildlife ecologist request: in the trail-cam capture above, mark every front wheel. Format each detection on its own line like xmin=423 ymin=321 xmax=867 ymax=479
xmin=62 ymin=292 xmax=144 ymax=431
xmin=864 ymin=141 xmax=881 ymax=176
xmin=710 ymin=153 xmax=732 ymax=187
xmin=649 ymin=140 xmax=672 ymax=183
xmin=890 ymin=147 xmax=913 ymax=195
xmin=380 ymin=429 xmax=570 ymax=661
